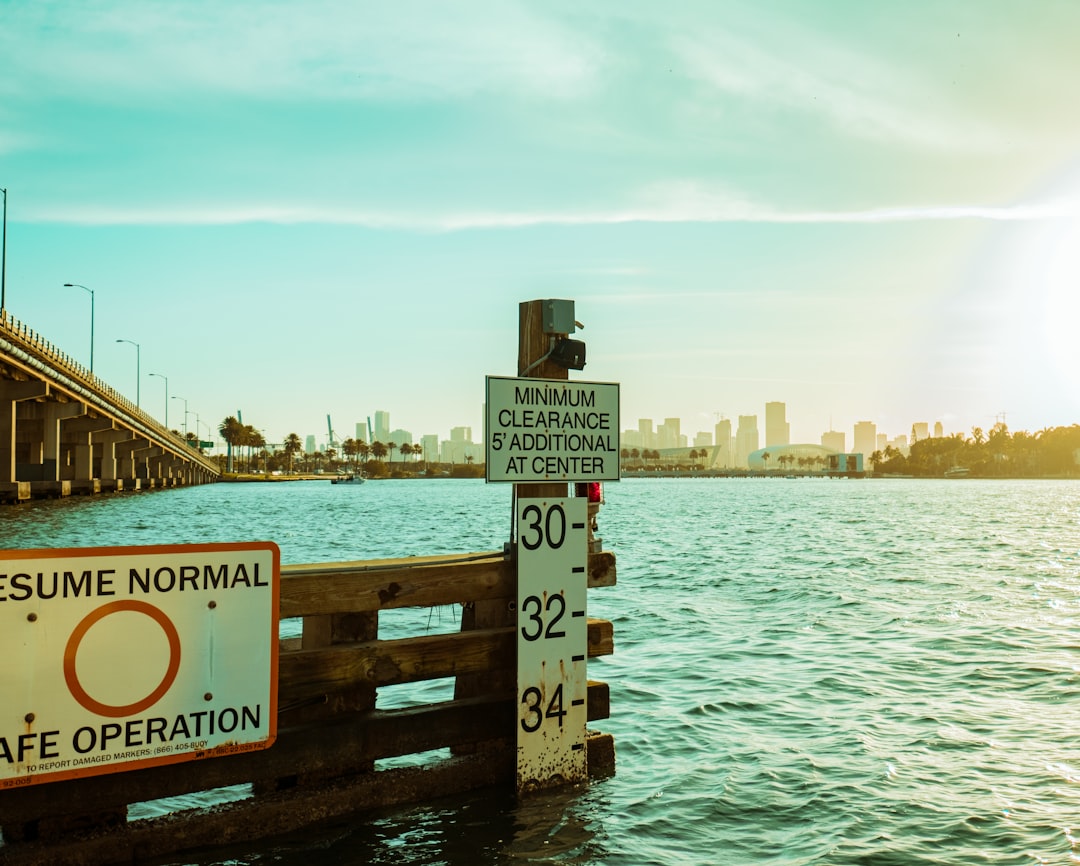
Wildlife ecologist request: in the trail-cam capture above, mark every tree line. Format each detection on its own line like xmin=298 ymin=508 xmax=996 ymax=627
xmin=214 ymin=416 xmax=479 ymax=477
xmin=871 ymin=423 xmax=1080 ymax=477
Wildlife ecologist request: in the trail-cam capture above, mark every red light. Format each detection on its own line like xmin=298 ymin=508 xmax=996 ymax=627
xmin=576 ymin=482 xmax=602 ymax=503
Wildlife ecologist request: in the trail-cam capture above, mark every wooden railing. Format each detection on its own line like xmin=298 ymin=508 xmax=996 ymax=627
xmin=0 ymin=548 xmax=616 ymax=866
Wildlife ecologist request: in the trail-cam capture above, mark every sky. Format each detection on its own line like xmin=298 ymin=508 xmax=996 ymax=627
xmin=3 ymin=0 xmax=1080 ymax=449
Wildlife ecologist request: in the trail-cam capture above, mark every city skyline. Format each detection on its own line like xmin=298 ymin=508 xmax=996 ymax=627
xmin=3 ymin=3 xmax=1080 ymax=446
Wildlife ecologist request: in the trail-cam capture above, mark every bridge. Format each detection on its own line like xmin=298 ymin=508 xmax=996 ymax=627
xmin=0 ymin=310 xmax=219 ymax=503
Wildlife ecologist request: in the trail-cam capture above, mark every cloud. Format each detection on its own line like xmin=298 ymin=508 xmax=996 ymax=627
xmin=2 ymin=0 xmax=603 ymax=104
xmin=29 ymin=183 xmax=1080 ymax=230
xmin=671 ymin=21 xmax=1007 ymax=153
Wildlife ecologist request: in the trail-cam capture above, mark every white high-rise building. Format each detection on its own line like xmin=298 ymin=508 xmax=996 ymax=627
xmin=373 ymin=410 xmax=390 ymax=443
xmin=420 ymin=434 xmax=439 ymax=463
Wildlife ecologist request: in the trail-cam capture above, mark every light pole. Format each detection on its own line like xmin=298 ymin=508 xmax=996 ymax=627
xmin=172 ymin=395 xmax=189 ymax=436
xmin=148 ymin=372 xmax=168 ymax=427
xmin=1 ymin=187 xmax=7 ymax=315
xmin=115 ymin=339 xmax=140 ymax=407
xmin=63 ymin=283 xmax=95 ymax=372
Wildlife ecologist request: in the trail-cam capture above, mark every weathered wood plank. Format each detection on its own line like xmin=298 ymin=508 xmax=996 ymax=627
xmin=0 ymin=683 xmax=610 ymax=827
xmin=0 ymin=751 xmax=518 ymax=866
xmin=280 ymin=550 xmax=615 ymax=617
xmin=279 ymin=619 xmax=614 ymax=704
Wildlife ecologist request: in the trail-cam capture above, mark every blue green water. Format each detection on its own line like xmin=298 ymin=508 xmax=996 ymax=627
xmin=3 ymin=477 xmax=1080 ymax=864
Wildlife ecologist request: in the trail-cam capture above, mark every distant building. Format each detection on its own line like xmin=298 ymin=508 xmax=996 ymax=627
xmin=621 ymin=428 xmax=644 ymax=449
xmin=305 ymin=434 xmax=316 ymax=454
xmin=736 ymin=415 xmax=759 ymax=469
xmin=450 ymin=426 xmax=472 ymax=443
xmin=694 ymin=432 xmax=712 ymax=448
xmin=638 ymin=419 xmax=654 ymax=449
xmin=911 ymin=422 xmax=929 ymax=443
xmin=765 ymin=402 xmax=790 ymax=447
xmin=714 ymin=418 xmax=733 ymax=468
xmin=420 ymin=434 xmax=439 ymax=463
xmin=390 ymin=428 xmax=413 ymax=447
xmin=657 ymin=418 xmax=682 ymax=450
xmin=934 ymin=421 xmax=944 ymax=438
xmin=373 ymin=410 xmax=390 ymax=443
xmin=821 ymin=430 xmax=845 ymax=452
xmin=828 ymin=453 xmax=865 ymax=473
xmin=853 ymin=421 xmax=877 ymax=459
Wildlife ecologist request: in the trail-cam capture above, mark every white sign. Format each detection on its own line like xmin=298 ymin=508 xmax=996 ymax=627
xmin=516 ymin=497 xmax=588 ymax=793
xmin=486 ymin=376 xmax=620 ymax=483
xmin=0 ymin=541 xmax=279 ymax=789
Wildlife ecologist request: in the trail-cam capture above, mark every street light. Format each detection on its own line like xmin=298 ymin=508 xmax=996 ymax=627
xmin=115 ymin=339 xmax=140 ymax=407
xmin=1 ymin=187 xmax=7 ymax=315
xmin=172 ymin=395 xmax=189 ymax=436
xmin=63 ymin=283 xmax=95 ymax=373
xmin=148 ymin=372 xmax=168 ymax=427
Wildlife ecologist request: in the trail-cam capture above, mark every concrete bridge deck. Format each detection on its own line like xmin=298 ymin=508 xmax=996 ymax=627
xmin=0 ymin=310 xmax=219 ymax=504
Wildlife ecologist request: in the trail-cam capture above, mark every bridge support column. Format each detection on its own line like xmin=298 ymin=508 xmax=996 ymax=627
xmin=97 ymin=429 xmax=134 ymax=491
xmin=0 ymin=382 xmax=46 ymax=502
xmin=65 ymin=416 xmax=115 ymax=495
xmin=116 ymin=438 xmax=151 ymax=490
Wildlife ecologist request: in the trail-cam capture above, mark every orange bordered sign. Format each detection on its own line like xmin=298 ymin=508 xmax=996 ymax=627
xmin=0 ymin=541 xmax=279 ymax=789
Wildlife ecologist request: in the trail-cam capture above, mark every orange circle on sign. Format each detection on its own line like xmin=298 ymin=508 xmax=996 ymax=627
xmin=63 ymin=600 xmax=182 ymax=718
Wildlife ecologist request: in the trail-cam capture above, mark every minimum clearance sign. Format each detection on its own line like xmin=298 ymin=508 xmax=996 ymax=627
xmin=0 ymin=541 xmax=279 ymax=789
xmin=486 ymin=376 xmax=620 ymax=483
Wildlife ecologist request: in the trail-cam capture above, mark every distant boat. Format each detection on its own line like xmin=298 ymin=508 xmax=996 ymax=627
xmin=944 ymin=466 xmax=970 ymax=478
xmin=331 ymin=473 xmax=365 ymax=485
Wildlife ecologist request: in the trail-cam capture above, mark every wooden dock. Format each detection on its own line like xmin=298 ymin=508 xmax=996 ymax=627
xmin=0 ymin=548 xmax=616 ymax=865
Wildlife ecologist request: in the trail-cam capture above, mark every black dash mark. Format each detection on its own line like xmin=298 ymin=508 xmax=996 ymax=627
xmin=572 ymin=610 xmax=585 ymax=618
xmin=572 ymin=566 xmax=585 ymax=573
xmin=572 ymin=522 xmax=585 ymax=530
xmin=572 ymin=654 xmax=585 ymax=662
xmin=572 ymin=699 xmax=584 ymax=707
xmin=571 ymin=743 xmax=585 ymax=751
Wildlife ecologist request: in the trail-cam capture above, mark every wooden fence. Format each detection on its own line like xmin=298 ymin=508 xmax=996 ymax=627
xmin=0 ymin=548 xmax=616 ymax=865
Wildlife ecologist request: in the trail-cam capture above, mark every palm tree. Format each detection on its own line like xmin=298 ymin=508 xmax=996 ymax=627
xmin=386 ymin=441 xmax=398 ymax=464
xmin=342 ymin=438 xmax=359 ymax=471
xmin=371 ymin=441 xmax=387 ymax=462
xmin=284 ymin=433 xmax=302 ymax=473
xmin=219 ymin=416 xmax=243 ymax=473
xmin=761 ymin=451 xmax=771 ymax=473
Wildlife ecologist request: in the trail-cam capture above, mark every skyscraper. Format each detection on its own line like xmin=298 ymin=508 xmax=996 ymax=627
xmin=714 ymin=418 xmax=733 ymax=468
xmin=853 ymin=421 xmax=877 ymax=458
xmin=373 ymin=410 xmax=390 ymax=443
xmin=736 ymin=415 xmax=759 ymax=468
xmin=765 ymin=402 xmax=790 ymax=447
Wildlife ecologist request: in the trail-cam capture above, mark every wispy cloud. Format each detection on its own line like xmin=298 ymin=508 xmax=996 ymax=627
xmin=2 ymin=0 xmax=602 ymax=103
xmin=671 ymin=21 xmax=1006 ymax=153
xmin=31 ymin=190 xmax=1080 ymax=230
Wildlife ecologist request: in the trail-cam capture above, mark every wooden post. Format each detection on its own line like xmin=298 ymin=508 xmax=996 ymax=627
xmin=515 ymin=300 xmax=570 ymax=500
xmin=453 ymin=301 xmax=570 ymax=709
